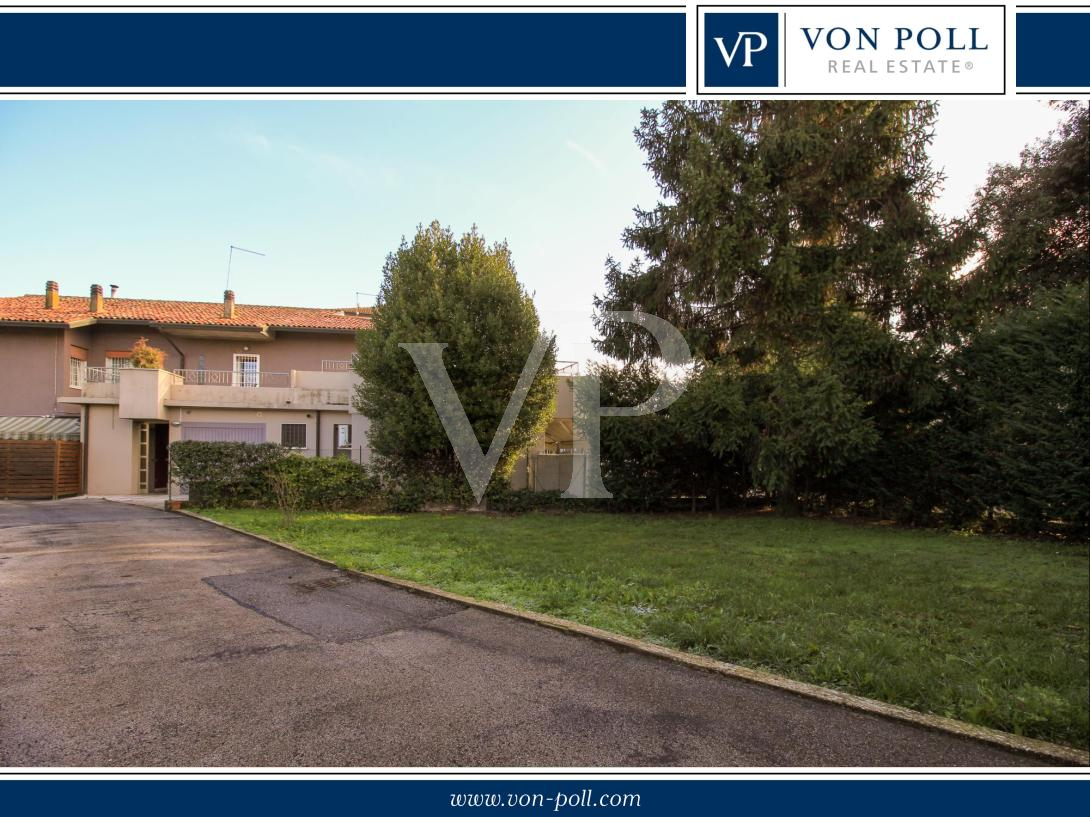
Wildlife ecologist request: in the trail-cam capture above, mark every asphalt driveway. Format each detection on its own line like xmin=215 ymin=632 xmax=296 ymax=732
xmin=0 ymin=499 xmax=1052 ymax=766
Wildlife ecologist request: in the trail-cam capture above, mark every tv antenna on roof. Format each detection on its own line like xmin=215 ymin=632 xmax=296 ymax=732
xmin=226 ymin=245 xmax=266 ymax=290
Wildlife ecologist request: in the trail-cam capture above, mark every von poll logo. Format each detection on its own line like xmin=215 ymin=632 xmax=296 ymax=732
xmin=700 ymin=5 xmax=1005 ymax=95
xmin=704 ymin=12 xmax=780 ymax=87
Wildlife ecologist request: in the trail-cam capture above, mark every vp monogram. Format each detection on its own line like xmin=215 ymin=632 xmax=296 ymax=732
xmin=713 ymin=31 xmax=769 ymax=68
xmin=703 ymin=12 xmax=780 ymax=87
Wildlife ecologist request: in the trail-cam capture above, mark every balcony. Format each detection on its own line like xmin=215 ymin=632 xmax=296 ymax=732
xmin=173 ymin=368 xmax=291 ymax=388
xmin=166 ymin=368 xmax=354 ymax=410
xmin=82 ymin=367 xmax=121 ymax=399
xmin=61 ymin=366 xmax=357 ymax=416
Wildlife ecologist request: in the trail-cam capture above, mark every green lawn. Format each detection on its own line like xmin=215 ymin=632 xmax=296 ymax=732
xmin=202 ymin=509 xmax=1090 ymax=749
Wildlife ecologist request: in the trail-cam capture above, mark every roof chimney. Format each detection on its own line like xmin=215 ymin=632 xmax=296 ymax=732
xmin=223 ymin=289 xmax=236 ymax=319
xmin=109 ymin=284 xmax=119 ymax=298
xmin=89 ymin=284 xmax=104 ymax=313
xmin=44 ymin=280 xmax=59 ymax=310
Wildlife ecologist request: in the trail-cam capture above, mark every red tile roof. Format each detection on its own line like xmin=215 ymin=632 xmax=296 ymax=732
xmin=0 ymin=295 xmax=372 ymax=332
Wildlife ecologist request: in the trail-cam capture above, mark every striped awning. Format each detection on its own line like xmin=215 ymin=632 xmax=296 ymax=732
xmin=0 ymin=415 xmax=81 ymax=441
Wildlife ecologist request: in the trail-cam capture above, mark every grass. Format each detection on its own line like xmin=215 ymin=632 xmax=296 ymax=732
xmin=201 ymin=508 xmax=1090 ymax=749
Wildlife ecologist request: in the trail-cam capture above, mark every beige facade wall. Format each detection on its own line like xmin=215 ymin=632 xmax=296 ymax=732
xmin=85 ymin=404 xmax=140 ymax=495
xmin=166 ymin=406 xmax=353 ymax=457
xmin=119 ymin=368 xmax=177 ymax=421
xmin=1 ymin=323 xmax=357 ymax=419
xmin=350 ymin=414 xmax=372 ymax=465
xmin=82 ymin=327 xmax=356 ymax=375
xmin=84 ymin=403 xmax=365 ymax=496
xmin=0 ymin=327 xmax=76 ymax=416
xmin=47 ymin=343 xmax=583 ymax=496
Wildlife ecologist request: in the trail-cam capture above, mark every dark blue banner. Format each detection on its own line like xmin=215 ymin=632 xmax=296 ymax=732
xmin=1016 ymin=11 xmax=1090 ymax=88
xmin=2 ymin=780 xmax=1089 ymax=816
xmin=0 ymin=11 xmax=686 ymax=89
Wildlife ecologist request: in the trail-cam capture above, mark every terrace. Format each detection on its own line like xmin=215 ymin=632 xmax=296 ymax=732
xmin=74 ymin=365 xmax=356 ymax=414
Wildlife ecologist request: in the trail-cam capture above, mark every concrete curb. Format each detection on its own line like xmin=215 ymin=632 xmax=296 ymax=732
xmin=175 ymin=508 xmax=1090 ymax=767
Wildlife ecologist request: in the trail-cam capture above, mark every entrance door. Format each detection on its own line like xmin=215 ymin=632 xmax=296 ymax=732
xmin=233 ymin=354 xmax=260 ymax=388
xmin=151 ymin=424 xmax=169 ymax=492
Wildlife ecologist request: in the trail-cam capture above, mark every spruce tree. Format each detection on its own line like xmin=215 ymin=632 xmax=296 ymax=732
xmin=594 ymin=101 xmax=967 ymax=512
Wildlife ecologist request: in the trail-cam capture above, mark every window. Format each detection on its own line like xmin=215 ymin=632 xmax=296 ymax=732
xmin=233 ymin=353 xmax=260 ymax=388
xmin=106 ymin=353 xmax=132 ymax=382
xmin=335 ymin=423 xmax=351 ymax=449
xmin=69 ymin=357 xmax=86 ymax=389
xmin=281 ymin=423 xmax=307 ymax=450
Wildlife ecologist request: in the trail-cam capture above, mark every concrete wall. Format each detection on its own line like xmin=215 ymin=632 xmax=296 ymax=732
xmin=556 ymin=376 xmax=574 ymax=419
xmin=119 ymin=368 xmax=178 ymax=421
xmin=85 ymin=404 xmax=139 ymax=495
xmin=510 ymin=456 xmax=529 ymax=490
xmin=167 ymin=379 xmax=352 ymax=410
xmin=350 ymin=414 xmax=372 ymax=465
xmin=529 ymin=453 xmax=585 ymax=493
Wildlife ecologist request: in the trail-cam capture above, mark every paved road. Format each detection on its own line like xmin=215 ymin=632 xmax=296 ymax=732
xmin=0 ymin=499 xmax=1049 ymax=767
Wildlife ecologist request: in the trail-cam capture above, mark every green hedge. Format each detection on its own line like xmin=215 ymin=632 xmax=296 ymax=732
xmin=942 ymin=283 xmax=1089 ymax=536
xmin=170 ymin=441 xmax=379 ymax=511
xmin=170 ymin=441 xmax=286 ymax=506
xmin=275 ymin=455 xmax=382 ymax=511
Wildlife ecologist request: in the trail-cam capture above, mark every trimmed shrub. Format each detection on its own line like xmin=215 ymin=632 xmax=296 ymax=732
xmin=273 ymin=455 xmax=382 ymax=511
xmin=374 ymin=461 xmax=478 ymax=513
xmin=170 ymin=441 xmax=379 ymax=511
xmin=170 ymin=441 xmax=286 ymax=506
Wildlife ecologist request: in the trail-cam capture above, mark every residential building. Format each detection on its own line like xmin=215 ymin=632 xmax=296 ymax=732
xmin=0 ymin=281 xmax=370 ymax=495
xmin=0 ymin=281 xmax=581 ymax=497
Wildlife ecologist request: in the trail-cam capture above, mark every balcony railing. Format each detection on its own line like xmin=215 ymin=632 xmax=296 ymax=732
xmin=85 ymin=366 xmax=121 ymax=384
xmin=556 ymin=361 xmax=579 ymax=376
xmin=321 ymin=359 xmax=353 ymax=371
xmin=173 ymin=369 xmax=292 ymax=388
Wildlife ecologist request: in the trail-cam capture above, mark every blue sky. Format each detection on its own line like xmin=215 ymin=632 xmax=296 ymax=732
xmin=0 ymin=100 xmax=1065 ymax=363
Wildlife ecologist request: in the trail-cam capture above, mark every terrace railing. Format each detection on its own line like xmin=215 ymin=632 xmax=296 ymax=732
xmin=84 ymin=366 xmax=121 ymax=384
xmin=172 ymin=369 xmax=292 ymax=388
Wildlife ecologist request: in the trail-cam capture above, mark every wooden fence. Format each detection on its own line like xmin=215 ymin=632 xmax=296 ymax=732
xmin=0 ymin=439 xmax=82 ymax=499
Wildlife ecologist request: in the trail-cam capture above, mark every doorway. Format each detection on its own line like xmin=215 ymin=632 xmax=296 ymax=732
xmin=140 ymin=422 xmax=170 ymax=494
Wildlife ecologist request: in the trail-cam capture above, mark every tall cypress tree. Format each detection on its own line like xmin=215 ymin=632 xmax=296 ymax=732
xmin=595 ymin=101 xmax=968 ymax=512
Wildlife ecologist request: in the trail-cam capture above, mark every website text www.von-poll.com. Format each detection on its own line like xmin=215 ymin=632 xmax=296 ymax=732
xmin=450 ymin=790 xmax=641 ymax=810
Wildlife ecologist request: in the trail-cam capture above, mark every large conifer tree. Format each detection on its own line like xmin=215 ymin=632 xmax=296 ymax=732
xmin=594 ymin=101 xmax=968 ymax=512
